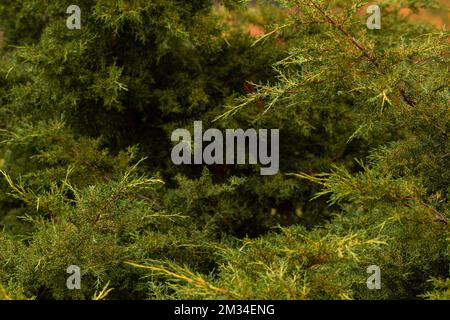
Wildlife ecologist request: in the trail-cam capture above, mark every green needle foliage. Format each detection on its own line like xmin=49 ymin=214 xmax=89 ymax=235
xmin=0 ymin=0 xmax=448 ymax=300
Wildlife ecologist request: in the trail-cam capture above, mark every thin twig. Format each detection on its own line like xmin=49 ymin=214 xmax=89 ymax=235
xmin=304 ymin=0 xmax=417 ymax=107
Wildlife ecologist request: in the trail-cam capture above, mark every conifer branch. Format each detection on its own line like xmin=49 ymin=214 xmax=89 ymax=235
xmin=306 ymin=0 xmax=379 ymax=67
xmin=303 ymin=0 xmax=417 ymax=107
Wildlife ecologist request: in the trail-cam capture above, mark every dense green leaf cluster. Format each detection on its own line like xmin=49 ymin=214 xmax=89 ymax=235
xmin=0 ymin=0 xmax=448 ymax=300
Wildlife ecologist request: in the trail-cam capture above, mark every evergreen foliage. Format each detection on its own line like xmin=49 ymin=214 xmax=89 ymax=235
xmin=0 ymin=0 xmax=448 ymax=300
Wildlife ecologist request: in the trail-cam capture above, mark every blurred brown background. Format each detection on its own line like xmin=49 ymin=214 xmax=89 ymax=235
xmin=399 ymin=0 xmax=450 ymax=27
